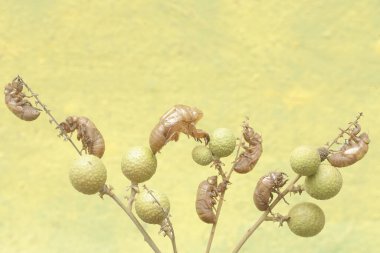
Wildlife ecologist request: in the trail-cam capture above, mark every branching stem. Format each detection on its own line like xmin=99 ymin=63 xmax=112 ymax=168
xmin=205 ymin=135 xmax=244 ymax=253
xmin=100 ymin=185 xmax=162 ymax=253
xmin=127 ymin=182 xmax=139 ymax=210
xmin=231 ymin=174 xmax=302 ymax=253
xmin=18 ymin=78 xmax=162 ymax=253
xmin=264 ymin=213 xmax=290 ymax=226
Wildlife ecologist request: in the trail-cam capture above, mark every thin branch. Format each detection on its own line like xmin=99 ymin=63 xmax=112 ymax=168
xmin=20 ymin=76 xmax=82 ymax=155
xmin=326 ymin=112 xmax=363 ymax=150
xmin=213 ymin=159 xmax=228 ymax=181
xmin=143 ymin=185 xmax=177 ymax=253
xmin=231 ymin=174 xmax=302 ymax=253
xmin=205 ymin=134 xmax=244 ymax=253
xmin=18 ymin=78 xmax=162 ymax=252
xmin=161 ymin=217 xmax=177 ymax=253
xmin=99 ymin=185 xmax=162 ymax=253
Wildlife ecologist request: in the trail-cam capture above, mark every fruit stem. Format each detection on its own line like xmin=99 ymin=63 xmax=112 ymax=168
xmin=205 ymin=133 xmax=244 ymax=253
xmin=231 ymin=174 xmax=302 ymax=253
xmin=20 ymin=76 xmax=82 ymax=155
xmin=143 ymin=185 xmax=177 ymax=253
xmin=264 ymin=213 xmax=290 ymax=226
xmin=127 ymin=182 xmax=139 ymax=210
xmin=100 ymin=185 xmax=162 ymax=253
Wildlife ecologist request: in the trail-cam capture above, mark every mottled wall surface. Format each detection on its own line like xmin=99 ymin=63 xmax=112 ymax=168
xmin=1 ymin=1 xmax=379 ymax=253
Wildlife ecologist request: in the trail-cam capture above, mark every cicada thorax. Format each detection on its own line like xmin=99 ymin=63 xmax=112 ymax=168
xmin=83 ymin=121 xmax=105 ymax=158
xmin=149 ymin=124 xmax=170 ymax=154
xmin=253 ymin=172 xmax=288 ymax=211
xmin=242 ymin=124 xmax=256 ymax=145
xmin=233 ymin=134 xmax=263 ymax=174
xmin=195 ymin=176 xmax=218 ymax=224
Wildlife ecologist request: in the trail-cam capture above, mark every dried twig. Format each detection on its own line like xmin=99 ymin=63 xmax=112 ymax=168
xmin=20 ymin=76 xmax=82 ymax=155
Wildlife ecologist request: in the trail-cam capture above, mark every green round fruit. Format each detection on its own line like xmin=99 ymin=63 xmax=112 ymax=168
xmin=287 ymin=202 xmax=325 ymax=237
xmin=192 ymin=145 xmax=214 ymax=166
xmin=208 ymin=128 xmax=236 ymax=158
xmin=305 ymin=163 xmax=343 ymax=200
xmin=290 ymin=146 xmax=321 ymax=176
xmin=121 ymin=146 xmax=157 ymax=183
xmin=69 ymin=154 xmax=107 ymax=195
xmin=135 ymin=189 xmax=170 ymax=224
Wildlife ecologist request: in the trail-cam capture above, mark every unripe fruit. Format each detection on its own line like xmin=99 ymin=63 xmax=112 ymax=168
xmin=305 ymin=163 xmax=343 ymax=200
xmin=69 ymin=155 xmax=107 ymax=195
xmin=192 ymin=145 xmax=214 ymax=166
xmin=121 ymin=146 xmax=157 ymax=183
xmin=290 ymin=146 xmax=321 ymax=176
xmin=135 ymin=189 xmax=170 ymax=224
xmin=287 ymin=202 xmax=325 ymax=237
xmin=209 ymin=128 xmax=236 ymax=158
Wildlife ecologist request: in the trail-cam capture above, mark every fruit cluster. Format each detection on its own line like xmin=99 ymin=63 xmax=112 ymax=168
xmin=5 ymin=82 xmax=369 ymax=253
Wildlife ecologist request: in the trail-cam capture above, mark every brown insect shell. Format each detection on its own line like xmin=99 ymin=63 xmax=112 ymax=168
xmin=195 ymin=176 xmax=218 ymax=224
xmin=327 ymin=132 xmax=370 ymax=167
xmin=59 ymin=116 xmax=105 ymax=158
xmin=149 ymin=104 xmax=208 ymax=154
xmin=233 ymin=153 xmax=255 ymax=174
xmin=253 ymin=172 xmax=287 ymax=211
xmin=4 ymin=77 xmax=40 ymax=121
xmin=233 ymin=135 xmax=263 ymax=174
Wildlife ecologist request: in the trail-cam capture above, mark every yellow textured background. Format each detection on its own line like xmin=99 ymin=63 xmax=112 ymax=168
xmin=1 ymin=1 xmax=379 ymax=253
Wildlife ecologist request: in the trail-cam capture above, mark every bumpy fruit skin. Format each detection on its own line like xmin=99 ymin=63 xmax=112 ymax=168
xmin=287 ymin=202 xmax=325 ymax=237
xmin=121 ymin=146 xmax=157 ymax=183
xmin=305 ymin=163 xmax=343 ymax=200
xmin=290 ymin=146 xmax=321 ymax=176
xmin=135 ymin=189 xmax=170 ymax=224
xmin=192 ymin=145 xmax=214 ymax=166
xmin=69 ymin=154 xmax=107 ymax=195
xmin=208 ymin=128 xmax=236 ymax=158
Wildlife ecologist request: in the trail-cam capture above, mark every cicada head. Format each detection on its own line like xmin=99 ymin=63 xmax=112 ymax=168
xmin=270 ymin=171 xmax=288 ymax=188
xmin=58 ymin=116 xmax=78 ymax=133
xmin=207 ymin=176 xmax=218 ymax=187
xmin=11 ymin=76 xmax=24 ymax=93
